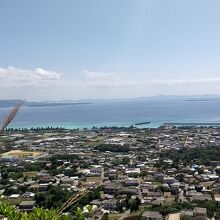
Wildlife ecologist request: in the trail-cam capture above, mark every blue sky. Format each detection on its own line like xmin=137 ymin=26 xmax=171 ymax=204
xmin=1 ymin=0 xmax=220 ymax=100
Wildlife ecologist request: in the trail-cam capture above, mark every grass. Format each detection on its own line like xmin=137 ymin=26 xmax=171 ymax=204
xmin=95 ymin=139 xmax=105 ymax=145
xmin=1 ymin=150 xmax=44 ymax=158
xmin=23 ymin=171 xmax=39 ymax=178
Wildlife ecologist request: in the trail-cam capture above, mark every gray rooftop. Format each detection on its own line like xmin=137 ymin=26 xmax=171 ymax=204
xmin=19 ymin=200 xmax=36 ymax=206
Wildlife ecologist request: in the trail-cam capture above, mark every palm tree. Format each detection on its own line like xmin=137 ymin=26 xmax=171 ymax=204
xmin=85 ymin=204 xmax=93 ymax=216
xmin=0 ymin=201 xmax=68 ymax=220
xmin=74 ymin=207 xmax=85 ymax=220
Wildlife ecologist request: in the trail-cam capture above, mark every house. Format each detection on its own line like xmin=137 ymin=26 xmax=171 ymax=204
xmin=102 ymin=199 xmax=117 ymax=211
xmin=125 ymin=168 xmax=140 ymax=175
xmin=104 ymin=183 xmax=121 ymax=194
xmin=171 ymin=182 xmax=180 ymax=194
xmin=214 ymin=194 xmax=220 ymax=202
xmin=90 ymin=165 xmax=102 ymax=174
xmin=61 ymin=177 xmax=78 ymax=186
xmin=19 ymin=200 xmax=36 ymax=212
xmin=142 ymin=189 xmax=149 ymax=196
xmin=39 ymin=175 xmax=53 ymax=183
xmin=122 ymin=188 xmax=139 ymax=195
xmin=193 ymin=207 xmax=207 ymax=220
xmin=163 ymin=177 xmax=176 ymax=185
xmin=140 ymin=183 xmax=155 ymax=192
xmin=22 ymin=192 xmax=35 ymax=198
xmin=91 ymin=199 xmax=102 ymax=207
xmin=125 ymin=179 xmax=139 ymax=186
xmin=29 ymin=183 xmax=49 ymax=192
xmin=147 ymin=191 xmax=163 ymax=198
xmin=9 ymin=194 xmax=20 ymax=199
xmin=191 ymin=194 xmax=212 ymax=202
xmin=141 ymin=211 xmax=163 ymax=220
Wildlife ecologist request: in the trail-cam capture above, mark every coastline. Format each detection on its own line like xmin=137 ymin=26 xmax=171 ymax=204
xmin=7 ymin=120 xmax=220 ymax=130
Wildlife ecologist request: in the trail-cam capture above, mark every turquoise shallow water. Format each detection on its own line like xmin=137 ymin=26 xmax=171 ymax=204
xmin=1 ymin=99 xmax=220 ymax=129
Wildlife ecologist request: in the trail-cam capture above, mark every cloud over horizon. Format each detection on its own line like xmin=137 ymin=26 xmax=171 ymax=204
xmin=0 ymin=67 xmax=62 ymax=88
xmin=1 ymin=66 xmax=220 ymax=100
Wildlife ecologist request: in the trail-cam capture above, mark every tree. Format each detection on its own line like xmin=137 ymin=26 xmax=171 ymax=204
xmin=0 ymin=201 xmax=72 ymax=220
xmin=35 ymin=186 xmax=71 ymax=209
xmin=128 ymin=198 xmax=139 ymax=212
xmin=116 ymin=200 xmax=124 ymax=213
xmin=18 ymin=185 xmax=28 ymax=193
xmin=216 ymin=208 xmax=220 ymax=220
xmin=64 ymin=169 xmax=77 ymax=177
xmin=85 ymin=205 xmax=93 ymax=217
xmin=215 ymin=168 xmax=220 ymax=175
xmin=94 ymin=144 xmax=130 ymax=152
xmin=135 ymin=197 xmax=141 ymax=207
xmin=197 ymin=167 xmax=204 ymax=175
xmin=101 ymin=213 xmax=109 ymax=220
xmin=177 ymin=173 xmax=185 ymax=182
xmin=24 ymin=163 xmax=41 ymax=172
xmin=1 ymin=171 xmax=8 ymax=179
xmin=122 ymin=156 xmax=130 ymax=164
xmin=4 ymin=187 xmax=19 ymax=196
xmin=74 ymin=207 xmax=85 ymax=220
xmin=0 ymin=178 xmax=10 ymax=185
xmin=155 ymin=185 xmax=171 ymax=193
xmin=197 ymin=200 xmax=217 ymax=218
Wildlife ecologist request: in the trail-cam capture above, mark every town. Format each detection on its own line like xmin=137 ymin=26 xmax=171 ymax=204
xmin=0 ymin=125 xmax=220 ymax=220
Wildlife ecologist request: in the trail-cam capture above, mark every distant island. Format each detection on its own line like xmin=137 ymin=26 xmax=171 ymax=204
xmin=185 ymin=99 xmax=220 ymax=102
xmin=0 ymin=99 xmax=91 ymax=108
xmin=27 ymin=102 xmax=91 ymax=107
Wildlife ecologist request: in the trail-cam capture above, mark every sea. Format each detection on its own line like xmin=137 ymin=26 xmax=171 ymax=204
xmin=1 ymin=99 xmax=220 ymax=129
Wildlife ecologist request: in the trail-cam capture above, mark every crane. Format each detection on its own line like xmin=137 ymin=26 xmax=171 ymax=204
xmin=0 ymin=100 xmax=24 ymax=134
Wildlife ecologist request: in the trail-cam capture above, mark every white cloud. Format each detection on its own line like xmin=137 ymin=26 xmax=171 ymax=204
xmin=35 ymin=68 xmax=62 ymax=80
xmin=81 ymin=70 xmax=119 ymax=80
xmin=80 ymin=70 xmax=220 ymax=87
xmin=1 ymin=67 xmax=220 ymax=88
xmin=0 ymin=66 xmax=62 ymax=88
xmin=1 ymin=67 xmax=220 ymax=99
xmin=139 ymin=77 xmax=220 ymax=86
xmin=79 ymin=70 xmax=126 ymax=87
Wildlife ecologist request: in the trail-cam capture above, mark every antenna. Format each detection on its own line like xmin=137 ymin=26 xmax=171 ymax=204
xmin=0 ymin=100 xmax=24 ymax=134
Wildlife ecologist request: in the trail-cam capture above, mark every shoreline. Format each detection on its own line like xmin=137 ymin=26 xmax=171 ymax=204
xmin=6 ymin=121 xmax=220 ymax=130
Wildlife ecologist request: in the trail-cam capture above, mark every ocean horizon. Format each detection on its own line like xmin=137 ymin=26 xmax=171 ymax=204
xmin=2 ymin=99 xmax=220 ymax=129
